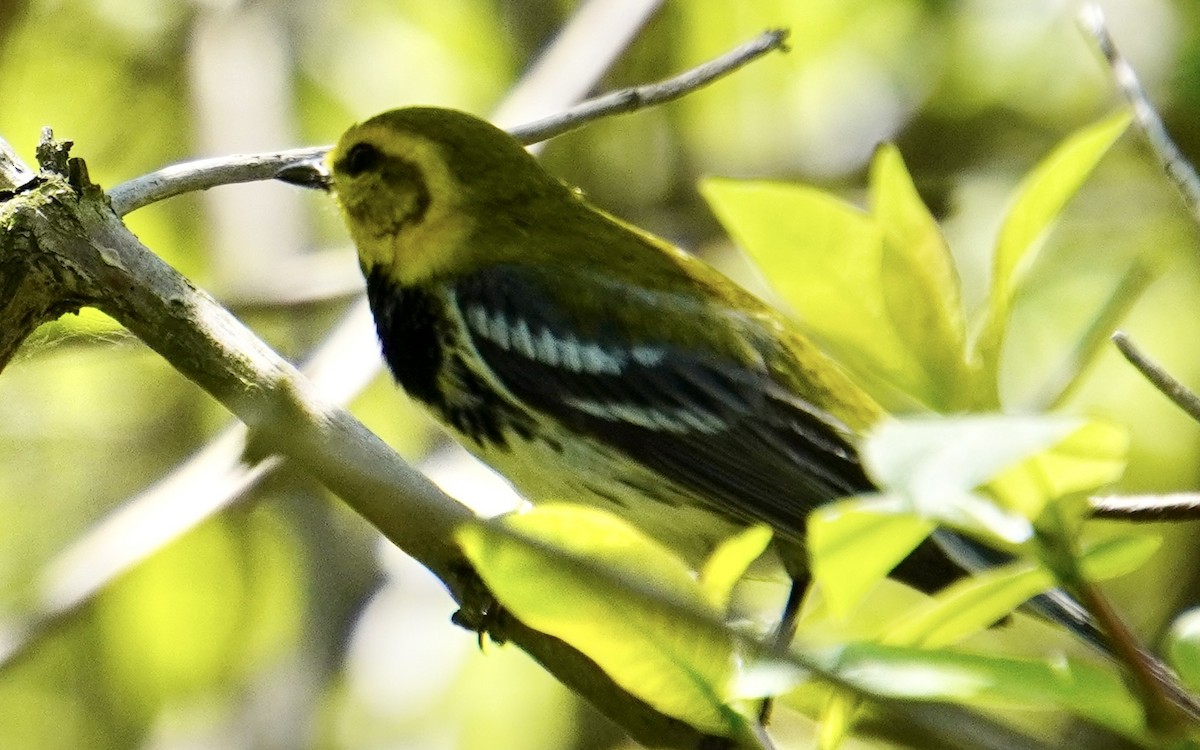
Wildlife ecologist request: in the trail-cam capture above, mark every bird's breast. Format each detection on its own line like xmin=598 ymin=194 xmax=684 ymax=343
xmin=365 ymin=270 xmax=535 ymax=450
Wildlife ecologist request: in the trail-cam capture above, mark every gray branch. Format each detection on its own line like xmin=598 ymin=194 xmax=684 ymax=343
xmin=107 ymin=28 xmax=788 ymax=217
xmin=1112 ymin=331 xmax=1200 ymax=424
xmin=1079 ymin=4 xmax=1200 ymax=224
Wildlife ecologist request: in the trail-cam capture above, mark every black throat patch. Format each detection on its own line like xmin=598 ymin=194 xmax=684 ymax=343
xmin=364 ymin=268 xmax=535 ymax=449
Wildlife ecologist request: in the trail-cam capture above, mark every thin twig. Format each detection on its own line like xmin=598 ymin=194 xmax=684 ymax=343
xmin=109 ymin=146 xmax=327 ymax=215
xmin=1079 ymin=5 xmax=1200 ymax=224
xmin=108 ymin=28 xmax=789 ymax=216
xmin=1112 ymin=330 xmax=1200 ymax=424
xmin=1071 ymin=575 xmax=1191 ymax=732
xmin=1090 ymin=493 xmax=1200 ymax=521
xmin=1035 ymin=503 xmax=1198 ymax=733
xmin=489 ymin=0 xmax=665 ymax=131
xmin=509 ymin=28 xmax=790 ymax=144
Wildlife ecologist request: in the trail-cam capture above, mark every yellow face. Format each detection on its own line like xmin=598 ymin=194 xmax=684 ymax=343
xmin=328 ymin=121 xmax=475 ymax=285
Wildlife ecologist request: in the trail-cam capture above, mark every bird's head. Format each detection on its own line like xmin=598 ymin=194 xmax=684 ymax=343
xmin=280 ymin=107 xmax=566 ymax=286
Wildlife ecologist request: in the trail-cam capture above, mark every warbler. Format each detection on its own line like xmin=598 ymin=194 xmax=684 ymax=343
xmin=276 ymin=106 xmax=977 ymax=600
xmin=277 ymin=108 xmax=1195 ymax=713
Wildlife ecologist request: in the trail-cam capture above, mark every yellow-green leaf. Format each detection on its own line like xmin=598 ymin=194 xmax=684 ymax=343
xmin=455 ymin=505 xmax=744 ymax=736
xmin=972 ymin=110 xmax=1132 ymax=389
xmin=809 ymin=643 xmax=1143 ymax=736
xmin=987 ymin=420 xmax=1128 ymax=523
xmin=817 ymin=690 xmax=859 ymax=750
xmin=869 ymin=144 xmax=969 ymax=410
xmin=699 ymin=524 xmax=774 ymax=611
xmin=700 ymin=177 xmax=931 ymax=410
xmin=1167 ymin=608 xmax=1200 ymax=694
xmin=885 ymin=559 xmax=1046 ymax=648
xmin=862 ymin=415 xmax=1087 ymax=542
xmin=883 ymin=533 xmax=1159 ymax=649
xmin=808 ymin=495 xmax=934 ymax=618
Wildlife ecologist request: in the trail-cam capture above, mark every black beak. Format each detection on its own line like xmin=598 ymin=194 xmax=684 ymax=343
xmin=276 ymin=154 xmax=332 ymax=192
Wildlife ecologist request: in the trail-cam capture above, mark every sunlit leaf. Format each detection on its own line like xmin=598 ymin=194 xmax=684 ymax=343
xmin=700 ymin=178 xmax=932 ymax=409
xmin=869 ymin=144 xmax=969 ymax=410
xmin=1167 ymin=608 xmax=1200 ymax=694
xmin=884 ymin=557 xmax=1044 ymax=648
xmin=699 ymin=524 xmax=773 ymax=610
xmin=987 ymin=419 xmax=1128 ymax=522
xmin=817 ymin=690 xmax=858 ymax=750
xmin=808 ymin=495 xmax=934 ymax=618
xmin=882 ymin=533 xmax=1159 ymax=649
xmin=810 ymin=643 xmax=1144 ymax=736
xmin=862 ymin=416 xmax=1081 ymax=542
xmin=862 ymin=415 xmax=1126 ymax=543
xmin=1078 ymin=533 xmax=1162 ymax=581
xmin=456 ymin=505 xmax=746 ymax=737
xmin=972 ymin=110 xmax=1133 ymax=390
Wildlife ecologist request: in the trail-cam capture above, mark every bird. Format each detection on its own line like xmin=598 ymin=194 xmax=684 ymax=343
xmin=277 ymin=106 xmax=969 ymax=594
xmin=275 ymin=106 xmax=1197 ymax=718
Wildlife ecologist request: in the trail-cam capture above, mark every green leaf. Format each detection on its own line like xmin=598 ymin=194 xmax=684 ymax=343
xmin=810 ymin=643 xmax=1144 ymax=736
xmin=862 ymin=416 xmax=1083 ymax=542
xmin=808 ymin=495 xmax=935 ymax=618
xmin=972 ymin=110 xmax=1133 ymax=392
xmin=869 ymin=144 xmax=969 ymax=410
xmin=987 ymin=419 xmax=1128 ymax=523
xmin=882 ymin=533 xmax=1159 ymax=649
xmin=1031 ymin=260 xmax=1156 ymax=410
xmin=883 ymin=559 xmax=1046 ymax=648
xmin=817 ymin=690 xmax=859 ymax=750
xmin=699 ymin=524 xmax=774 ymax=611
xmin=455 ymin=505 xmax=745 ymax=737
xmin=1079 ymin=533 xmax=1162 ymax=582
xmin=862 ymin=415 xmax=1126 ymax=541
xmin=1167 ymin=608 xmax=1200 ymax=694
xmin=700 ymin=178 xmax=931 ymax=410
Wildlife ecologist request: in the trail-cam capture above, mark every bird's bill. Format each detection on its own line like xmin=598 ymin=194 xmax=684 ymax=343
xmin=275 ymin=155 xmax=332 ymax=192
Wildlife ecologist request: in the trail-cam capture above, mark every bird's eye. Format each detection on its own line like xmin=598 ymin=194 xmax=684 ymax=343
xmin=341 ymin=142 xmax=384 ymax=177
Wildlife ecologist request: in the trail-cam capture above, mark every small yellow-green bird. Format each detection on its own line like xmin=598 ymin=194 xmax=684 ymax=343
xmin=278 ymin=107 xmax=1144 ymax=663
xmin=278 ymin=106 xmax=971 ymax=602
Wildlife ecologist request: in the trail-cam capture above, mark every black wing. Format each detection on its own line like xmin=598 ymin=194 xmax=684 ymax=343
xmin=453 ymin=269 xmax=1176 ymax=655
xmin=450 ymin=264 xmax=874 ymax=540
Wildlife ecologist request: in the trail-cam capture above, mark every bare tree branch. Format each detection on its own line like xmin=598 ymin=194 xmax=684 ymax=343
xmin=1112 ymin=330 xmax=1200 ymax=424
xmin=1090 ymin=493 xmax=1200 ymax=522
xmin=107 ymin=28 xmax=789 ymax=215
xmin=1079 ymin=4 xmax=1200 ymax=223
xmin=0 ymin=138 xmax=36 ymax=192
xmin=509 ymin=28 xmax=789 ymax=145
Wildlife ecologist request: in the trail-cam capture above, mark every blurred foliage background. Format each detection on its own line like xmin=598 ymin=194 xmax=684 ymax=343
xmin=2 ymin=0 xmax=1200 ymax=748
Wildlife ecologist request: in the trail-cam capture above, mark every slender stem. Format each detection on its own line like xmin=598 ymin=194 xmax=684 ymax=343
xmin=509 ymin=28 xmax=789 ymax=144
xmin=109 ymin=146 xmax=328 ymax=216
xmin=108 ymin=28 xmax=789 ymax=216
xmin=1112 ymin=330 xmax=1200 ymax=424
xmin=1071 ymin=574 xmax=1188 ymax=732
xmin=1036 ymin=504 xmax=1194 ymax=733
xmin=1079 ymin=5 xmax=1200 ymax=224
xmin=1090 ymin=493 xmax=1200 ymax=521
